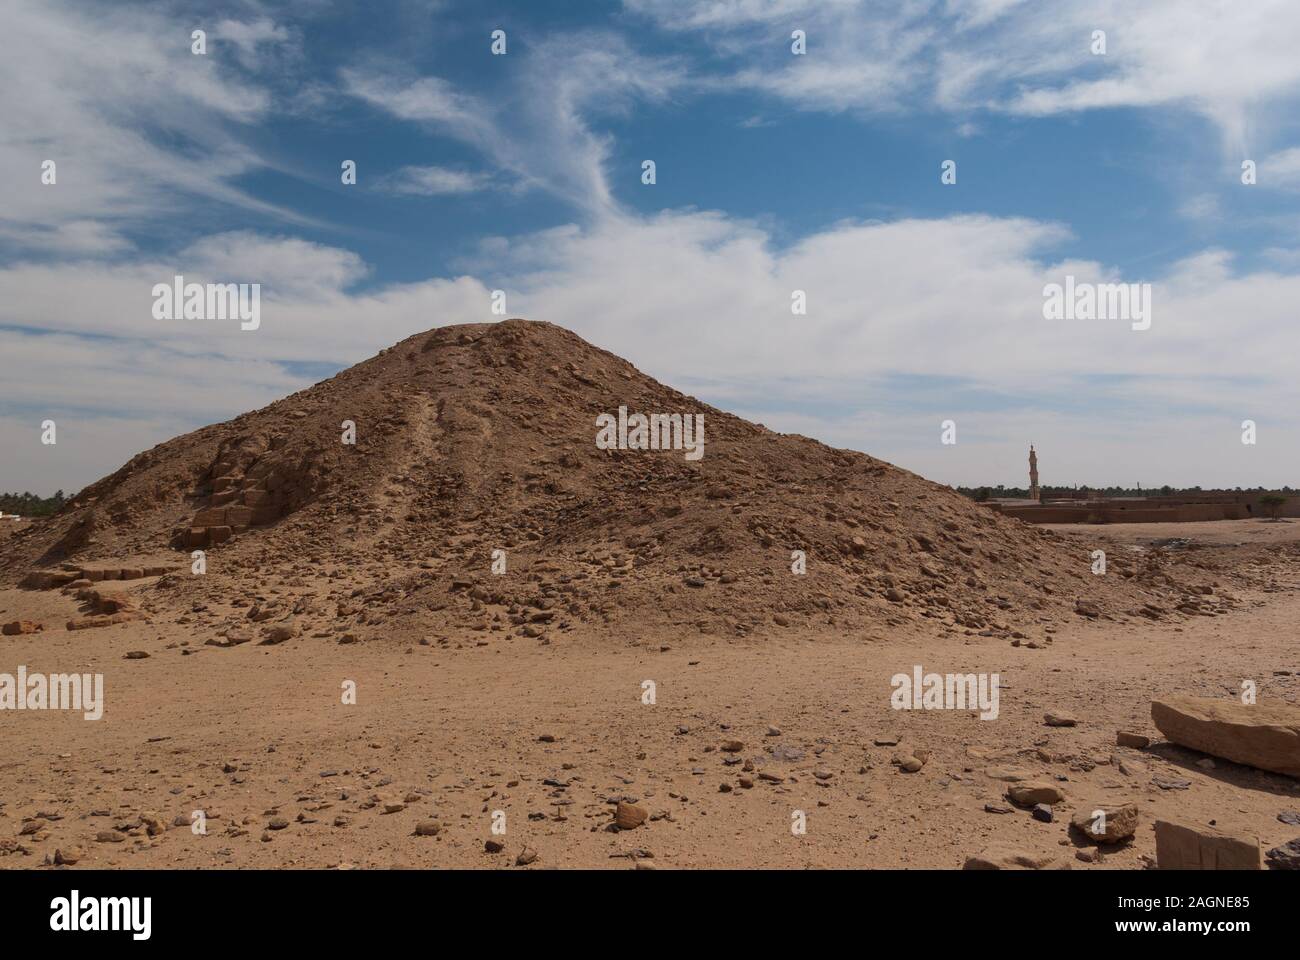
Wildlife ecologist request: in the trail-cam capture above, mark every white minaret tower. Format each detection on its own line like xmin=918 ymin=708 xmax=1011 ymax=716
xmin=1029 ymin=444 xmax=1040 ymax=501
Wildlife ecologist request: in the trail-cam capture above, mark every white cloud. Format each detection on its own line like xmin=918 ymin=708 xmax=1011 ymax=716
xmin=1262 ymin=146 xmax=1300 ymax=189
xmin=0 ymin=219 xmax=135 ymax=257
xmin=485 ymin=211 xmax=1300 ymax=390
xmin=342 ymin=69 xmax=485 ymax=127
xmin=375 ymin=165 xmax=493 ymax=196
xmin=0 ymin=328 xmax=311 ymax=495
xmin=0 ymin=329 xmax=302 ymax=420
xmin=214 ymin=17 xmax=295 ymax=70
xmin=1177 ymin=193 xmax=1222 ymax=222
xmin=0 ymin=1 xmax=306 ymax=258
xmin=0 ymin=232 xmax=484 ymax=366
xmin=179 ymin=232 xmax=370 ymax=301
xmin=343 ymin=33 xmax=684 ymax=215
xmin=627 ymin=0 xmax=1300 ymax=150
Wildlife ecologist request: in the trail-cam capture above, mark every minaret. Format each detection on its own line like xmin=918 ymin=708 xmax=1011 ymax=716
xmin=1028 ymin=444 xmax=1040 ymax=501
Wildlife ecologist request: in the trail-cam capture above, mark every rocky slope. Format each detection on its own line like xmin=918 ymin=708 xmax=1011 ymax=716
xmin=2 ymin=320 xmax=1233 ymax=645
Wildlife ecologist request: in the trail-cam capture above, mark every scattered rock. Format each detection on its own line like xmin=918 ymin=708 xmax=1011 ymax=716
xmin=260 ymin=623 xmax=298 ymax=645
xmin=963 ymin=844 xmax=1071 ymax=870
xmin=53 ymin=847 xmax=83 ymax=865
xmin=1113 ymin=753 xmax=1148 ymax=777
xmin=894 ymin=752 xmax=925 ymax=773
xmin=66 ymin=613 xmax=134 ymax=631
xmin=90 ymin=591 xmax=135 ymax=615
xmin=1007 ymin=781 xmax=1064 ymax=806
xmin=139 ymin=812 xmax=165 ymax=837
xmin=985 ymin=766 xmax=1034 ymax=782
xmin=1265 ymin=838 xmax=1300 ymax=870
xmin=614 ymin=801 xmax=648 ymax=830
xmin=1070 ymin=802 xmax=1138 ymax=844
xmin=1154 ymin=819 xmax=1261 ymax=870
xmin=1151 ymin=695 xmax=1300 ymax=778
xmin=2 ymin=620 xmax=43 ymax=635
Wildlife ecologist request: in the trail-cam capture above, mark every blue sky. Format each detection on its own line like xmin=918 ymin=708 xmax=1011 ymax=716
xmin=4 ymin=0 xmax=1300 ymax=494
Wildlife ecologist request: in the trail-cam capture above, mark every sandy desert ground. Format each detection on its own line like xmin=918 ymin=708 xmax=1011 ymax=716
xmin=2 ymin=516 xmax=1297 ymax=870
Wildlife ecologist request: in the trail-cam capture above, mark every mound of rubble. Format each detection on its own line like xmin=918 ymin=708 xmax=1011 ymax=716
xmin=1 ymin=320 xmax=1237 ymax=643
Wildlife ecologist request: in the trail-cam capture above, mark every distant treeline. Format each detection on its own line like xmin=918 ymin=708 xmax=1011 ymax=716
xmin=0 ymin=491 xmax=66 ymax=516
xmin=957 ymin=485 xmax=1295 ymax=502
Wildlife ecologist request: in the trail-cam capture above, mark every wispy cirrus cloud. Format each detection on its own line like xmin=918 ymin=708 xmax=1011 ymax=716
xmin=1261 ymin=146 xmax=1300 ymax=189
xmin=343 ymin=32 xmax=685 ymax=216
xmin=374 ymin=165 xmax=494 ymax=196
xmin=0 ymin=0 xmax=310 ymax=258
xmin=213 ymin=16 xmax=296 ymax=70
xmin=626 ymin=0 xmax=1300 ymax=153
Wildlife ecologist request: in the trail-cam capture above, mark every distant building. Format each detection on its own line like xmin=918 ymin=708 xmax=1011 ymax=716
xmin=984 ymin=488 xmax=1300 ymax=524
xmin=1028 ymin=445 xmax=1040 ymax=502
